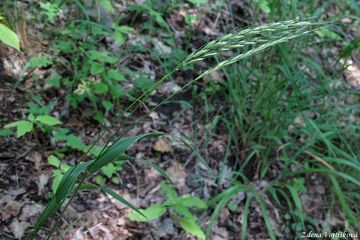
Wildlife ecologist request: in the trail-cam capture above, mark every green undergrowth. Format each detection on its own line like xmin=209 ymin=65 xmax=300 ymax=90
xmin=1 ymin=0 xmax=359 ymax=239
xmin=25 ymin=19 xmax=331 ymax=239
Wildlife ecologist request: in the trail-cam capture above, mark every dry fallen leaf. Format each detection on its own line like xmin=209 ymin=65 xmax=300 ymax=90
xmin=2 ymin=200 xmax=23 ymax=221
xmin=10 ymin=219 xmax=29 ymax=239
xmin=153 ymin=138 xmax=171 ymax=153
xmin=19 ymin=204 xmax=44 ymax=222
xmin=153 ymin=38 xmax=172 ymax=54
xmin=344 ymin=59 xmax=360 ymax=89
xmin=166 ymin=161 xmax=187 ymax=189
xmin=26 ymin=151 xmax=42 ymax=170
xmin=37 ymin=174 xmax=50 ymax=195
xmin=157 ymin=81 xmax=181 ymax=95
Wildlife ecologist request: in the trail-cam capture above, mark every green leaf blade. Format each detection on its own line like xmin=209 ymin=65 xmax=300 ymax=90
xmin=0 ymin=23 xmax=20 ymax=50
xmin=88 ymin=132 xmax=164 ymax=174
xmin=4 ymin=120 xmax=33 ymax=137
xmin=36 ymin=115 xmax=62 ymax=126
xmin=179 ymin=218 xmax=205 ymax=239
xmin=129 ymin=205 xmax=167 ymax=222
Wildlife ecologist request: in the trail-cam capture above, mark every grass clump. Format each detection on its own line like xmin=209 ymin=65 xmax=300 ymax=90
xmin=27 ymin=19 xmax=327 ymax=239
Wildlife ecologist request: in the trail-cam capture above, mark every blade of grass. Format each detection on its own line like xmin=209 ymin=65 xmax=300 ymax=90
xmin=241 ymin=193 xmax=253 ymax=240
xmin=255 ymin=194 xmax=276 ymax=240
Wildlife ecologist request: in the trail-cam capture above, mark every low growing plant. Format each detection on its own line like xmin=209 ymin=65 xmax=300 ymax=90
xmin=0 ymin=13 xmax=20 ymax=50
xmin=129 ymin=182 xmax=207 ymax=239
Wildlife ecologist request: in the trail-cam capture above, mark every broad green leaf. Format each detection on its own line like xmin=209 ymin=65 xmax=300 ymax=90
xmin=315 ymin=28 xmax=341 ymax=41
xmin=112 ymin=32 xmax=124 ymax=45
xmin=291 ymin=178 xmax=307 ymax=193
xmin=116 ymin=26 xmax=134 ymax=34
xmin=66 ymin=134 xmax=85 ymax=150
xmin=94 ymin=110 xmax=105 ymax=123
xmin=134 ymin=78 xmax=153 ymax=90
xmin=101 ymin=163 xmax=117 ymax=178
xmin=39 ymin=2 xmax=59 ymax=23
xmin=4 ymin=120 xmax=33 ymax=137
xmin=99 ymin=0 xmax=115 ymax=12
xmin=111 ymin=176 xmax=121 ymax=184
xmin=48 ymin=155 xmax=61 ymax=168
xmin=86 ymin=145 xmax=105 ymax=157
xmin=174 ymin=204 xmax=193 ymax=219
xmin=257 ymin=0 xmax=271 ymax=13
xmin=60 ymin=163 xmax=71 ymax=172
xmin=90 ymin=62 xmax=105 ymax=75
xmin=27 ymin=113 xmax=35 ymax=122
xmin=93 ymin=82 xmax=108 ymax=94
xmin=129 ymin=205 xmax=167 ymax=222
xmin=88 ymin=132 xmax=164 ymax=174
xmin=177 ymin=196 xmax=207 ymax=209
xmin=28 ymin=55 xmax=52 ymax=69
xmin=179 ymin=218 xmax=205 ymax=239
xmin=54 ymin=128 xmax=70 ymax=142
xmin=52 ymin=173 xmax=63 ymax=192
xmin=36 ymin=115 xmax=62 ymax=126
xmin=107 ymin=69 xmax=125 ymax=81
xmin=46 ymin=73 xmax=61 ymax=87
xmin=0 ymin=129 xmax=13 ymax=136
xmin=55 ymin=40 xmax=74 ymax=52
xmin=95 ymin=175 xmax=105 ymax=185
xmin=228 ymin=202 xmax=237 ymax=212
xmin=109 ymin=83 xmax=125 ymax=97
xmin=0 ymin=23 xmax=20 ymax=50
xmin=160 ymin=183 xmax=177 ymax=199
xmin=88 ymin=50 xmax=118 ymax=64
xmin=102 ymin=100 xmax=113 ymax=111
xmin=187 ymin=0 xmax=207 ymax=5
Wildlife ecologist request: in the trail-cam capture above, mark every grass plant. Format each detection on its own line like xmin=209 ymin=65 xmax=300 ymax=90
xmin=28 ymin=19 xmax=334 ymax=239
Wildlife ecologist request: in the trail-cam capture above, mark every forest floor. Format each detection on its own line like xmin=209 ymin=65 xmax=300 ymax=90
xmin=1 ymin=1 xmax=360 ymax=239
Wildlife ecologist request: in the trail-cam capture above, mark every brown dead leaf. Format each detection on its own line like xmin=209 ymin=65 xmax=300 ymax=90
xmin=153 ymin=138 xmax=171 ymax=153
xmin=37 ymin=174 xmax=50 ymax=195
xmin=10 ymin=219 xmax=29 ymax=239
xmin=157 ymin=81 xmax=181 ymax=95
xmin=344 ymin=59 xmax=360 ymax=89
xmin=26 ymin=151 xmax=42 ymax=170
xmin=19 ymin=204 xmax=44 ymax=222
xmin=204 ymin=71 xmax=222 ymax=83
xmin=2 ymin=200 xmax=23 ymax=221
xmin=153 ymin=38 xmax=172 ymax=54
xmin=166 ymin=161 xmax=187 ymax=189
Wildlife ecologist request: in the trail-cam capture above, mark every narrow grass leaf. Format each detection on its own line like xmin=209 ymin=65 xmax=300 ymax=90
xmin=55 ymin=161 xmax=93 ymax=203
xmin=103 ymin=187 xmax=147 ymax=218
xmin=206 ymin=185 xmax=248 ymax=238
xmin=29 ymin=198 xmax=58 ymax=239
xmin=138 ymin=159 xmax=173 ymax=183
xmin=241 ymin=194 xmax=253 ymax=240
xmin=88 ymin=132 xmax=164 ymax=174
xmin=329 ymin=175 xmax=356 ymax=225
xmin=287 ymin=186 xmax=305 ymax=229
xmin=255 ymin=195 xmax=276 ymax=240
xmin=129 ymin=204 xmax=167 ymax=222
